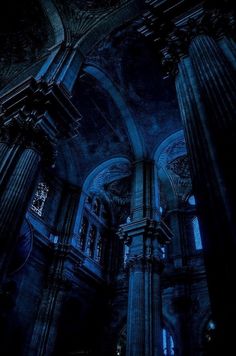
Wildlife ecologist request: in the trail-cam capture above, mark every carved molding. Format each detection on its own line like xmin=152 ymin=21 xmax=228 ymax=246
xmin=118 ymin=218 xmax=173 ymax=244
xmin=0 ymin=78 xmax=82 ymax=142
xmin=0 ymin=110 xmax=56 ymax=167
xmin=54 ymin=0 xmax=123 ymax=45
xmin=138 ymin=6 xmax=235 ymax=77
xmin=127 ymin=254 xmax=164 ymax=273
xmin=167 ymin=155 xmax=191 ymax=179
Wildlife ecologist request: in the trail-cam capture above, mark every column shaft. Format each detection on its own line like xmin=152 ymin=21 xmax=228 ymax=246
xmin=176 ymin=34 xmax=236 ymax=351
xmin=0 ymin=148 xmax=41 ymax=276
xmin=126 ymin=264 xmax=145 ymax=356
xmin=28 ymin=191 xmax=78 ymax=356
xmin=120 ymin=161 xmax=171 ymax=356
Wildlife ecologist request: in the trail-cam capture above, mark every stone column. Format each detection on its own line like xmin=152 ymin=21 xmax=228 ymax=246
xmin=0 ymin=142 xmax=9 ymax=163
xmin=0 ymin=112 xmax=55 ymax=280
xmin=28 ymin=243 xmax=71 ymax=356
xmin=170 ymin=14 xmax=236 ymax=354
xmin=139 ymin=5 xmax=236 ymax=351
xmin=118 ymin=161 xmax=173 ymax=356
xmin=28 ymin=189 xmax=79 ymax=356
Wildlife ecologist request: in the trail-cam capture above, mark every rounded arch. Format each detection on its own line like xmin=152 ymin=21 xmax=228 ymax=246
xmin=153 ymin=130 xmax=186 ymax=164
xmin=84 ymin=65 xmax=145 ymax=159
xmin=37 ymin=1 xmax=145 ymax=91
xmin=72 ymin=156 xmax=131 ymax=237
xmin=40 ymin=0 xmax=65 ymax=46
xmin=153 ymin=130 xmax=189 ymax=209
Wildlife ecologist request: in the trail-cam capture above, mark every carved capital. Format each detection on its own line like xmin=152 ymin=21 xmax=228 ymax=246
xmin=0 ymin=78 xmax=82 ymax=140
xmin=0 ymin=109 xmax=57 ymax=167
xmin=138 ymin=6 xmax=235 ymax=77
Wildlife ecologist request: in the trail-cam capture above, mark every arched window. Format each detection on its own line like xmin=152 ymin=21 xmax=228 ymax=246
xmin=31 ymin=182 xmax=49 ymax=217
xmin=192 ymin=216 xmax=203 ymax=250
xmin=162 ymin=328 xmax=175 ymax=355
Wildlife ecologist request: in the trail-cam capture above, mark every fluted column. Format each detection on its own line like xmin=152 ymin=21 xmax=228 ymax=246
xmin=139 ymin=4 xmax=236 ymax=351
xmin=176 ymin=35 xmax=236 ymax=351
xmin=0 ymin=112 xmax=55 ymax=281
xmin=28 ymin=243 xmax=71 ymax=356
xmin=0 ymin=142 xmax=8 ymax=163
xmin=119 ymin=161 xmax=173 ymax=356
xmin=0 ymin=148 xmax=40 ymax=269
xmin=28 ymin=189 xmax=79 ymax=356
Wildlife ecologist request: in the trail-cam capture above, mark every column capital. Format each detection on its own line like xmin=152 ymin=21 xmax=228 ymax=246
xmin=0 ymin=77 xmax=82 ymax=140
xmin=0 ymin=110 xmax=56 ymax=167
xmin=118 ymin=217 xmax=173 ymax=245
xmin=138 ymin=6 xmax=235 ymax=77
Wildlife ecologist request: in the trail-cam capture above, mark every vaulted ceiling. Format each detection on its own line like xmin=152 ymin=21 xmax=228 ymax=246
xmin=0 ymin=0 xmax=193 ymax=191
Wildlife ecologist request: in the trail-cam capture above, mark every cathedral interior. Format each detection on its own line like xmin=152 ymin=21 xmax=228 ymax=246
xmin=0 ymin=0 xmax=235 ymax=355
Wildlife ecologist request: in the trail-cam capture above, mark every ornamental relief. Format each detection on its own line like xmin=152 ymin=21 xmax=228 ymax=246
xmin=167 ymin=155 xmax=191 ymax=179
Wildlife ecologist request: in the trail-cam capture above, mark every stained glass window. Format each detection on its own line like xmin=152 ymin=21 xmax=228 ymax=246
xmin=162 ymin=328 xmax=175 ymax=355
xmin=31 ymin=182 xmax=49 ymax=217
xmin=192 ymin=216 xmax=203 ymax=250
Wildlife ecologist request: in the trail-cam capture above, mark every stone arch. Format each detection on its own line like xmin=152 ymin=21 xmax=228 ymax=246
xmin=154 ymin=130 xmax=191 ymax=210
xmin=40 ymin=0 xmax=65 ymax=46
xmin=36 ymin=0 xmax=145 ymax=92
xmin=84 ymin=65 xmax=145 ymax=159
xmin=73 ymin=157 xmax=131 ymax=238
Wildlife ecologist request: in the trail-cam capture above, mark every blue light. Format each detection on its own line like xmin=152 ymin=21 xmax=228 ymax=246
xmin=188 ymin=195 xmax=196 ymax=206
xmin=162 ymin=328 xmax=175 ymax=355
xmin=192 ymin=217 xmax=203 ymax=250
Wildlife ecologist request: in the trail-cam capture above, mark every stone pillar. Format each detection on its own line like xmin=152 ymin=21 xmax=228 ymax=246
xmin=0 ymin=112 xmax=55 ymax=280
xmin=139 ymin=5 xmax=236 ymax=351
xmin=118 ymin=161 xmax=173 ymax=356
xmin=28 ymin=243 xmax=71 ymax=356
xmin=0 ymin=142 xmax=9 ymax=163
xmin=175 ymin=33 xmax=236 ymax=352
xmin=28 ymin=189 xmax=79 ymax=356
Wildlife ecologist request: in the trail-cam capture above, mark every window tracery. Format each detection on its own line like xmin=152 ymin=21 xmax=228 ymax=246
xmin=31 ymin=182 xmax=49 ymax=217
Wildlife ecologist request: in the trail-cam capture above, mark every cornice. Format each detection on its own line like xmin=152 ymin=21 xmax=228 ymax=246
xmin=0 ymin=77 xmax=82 ymax=140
